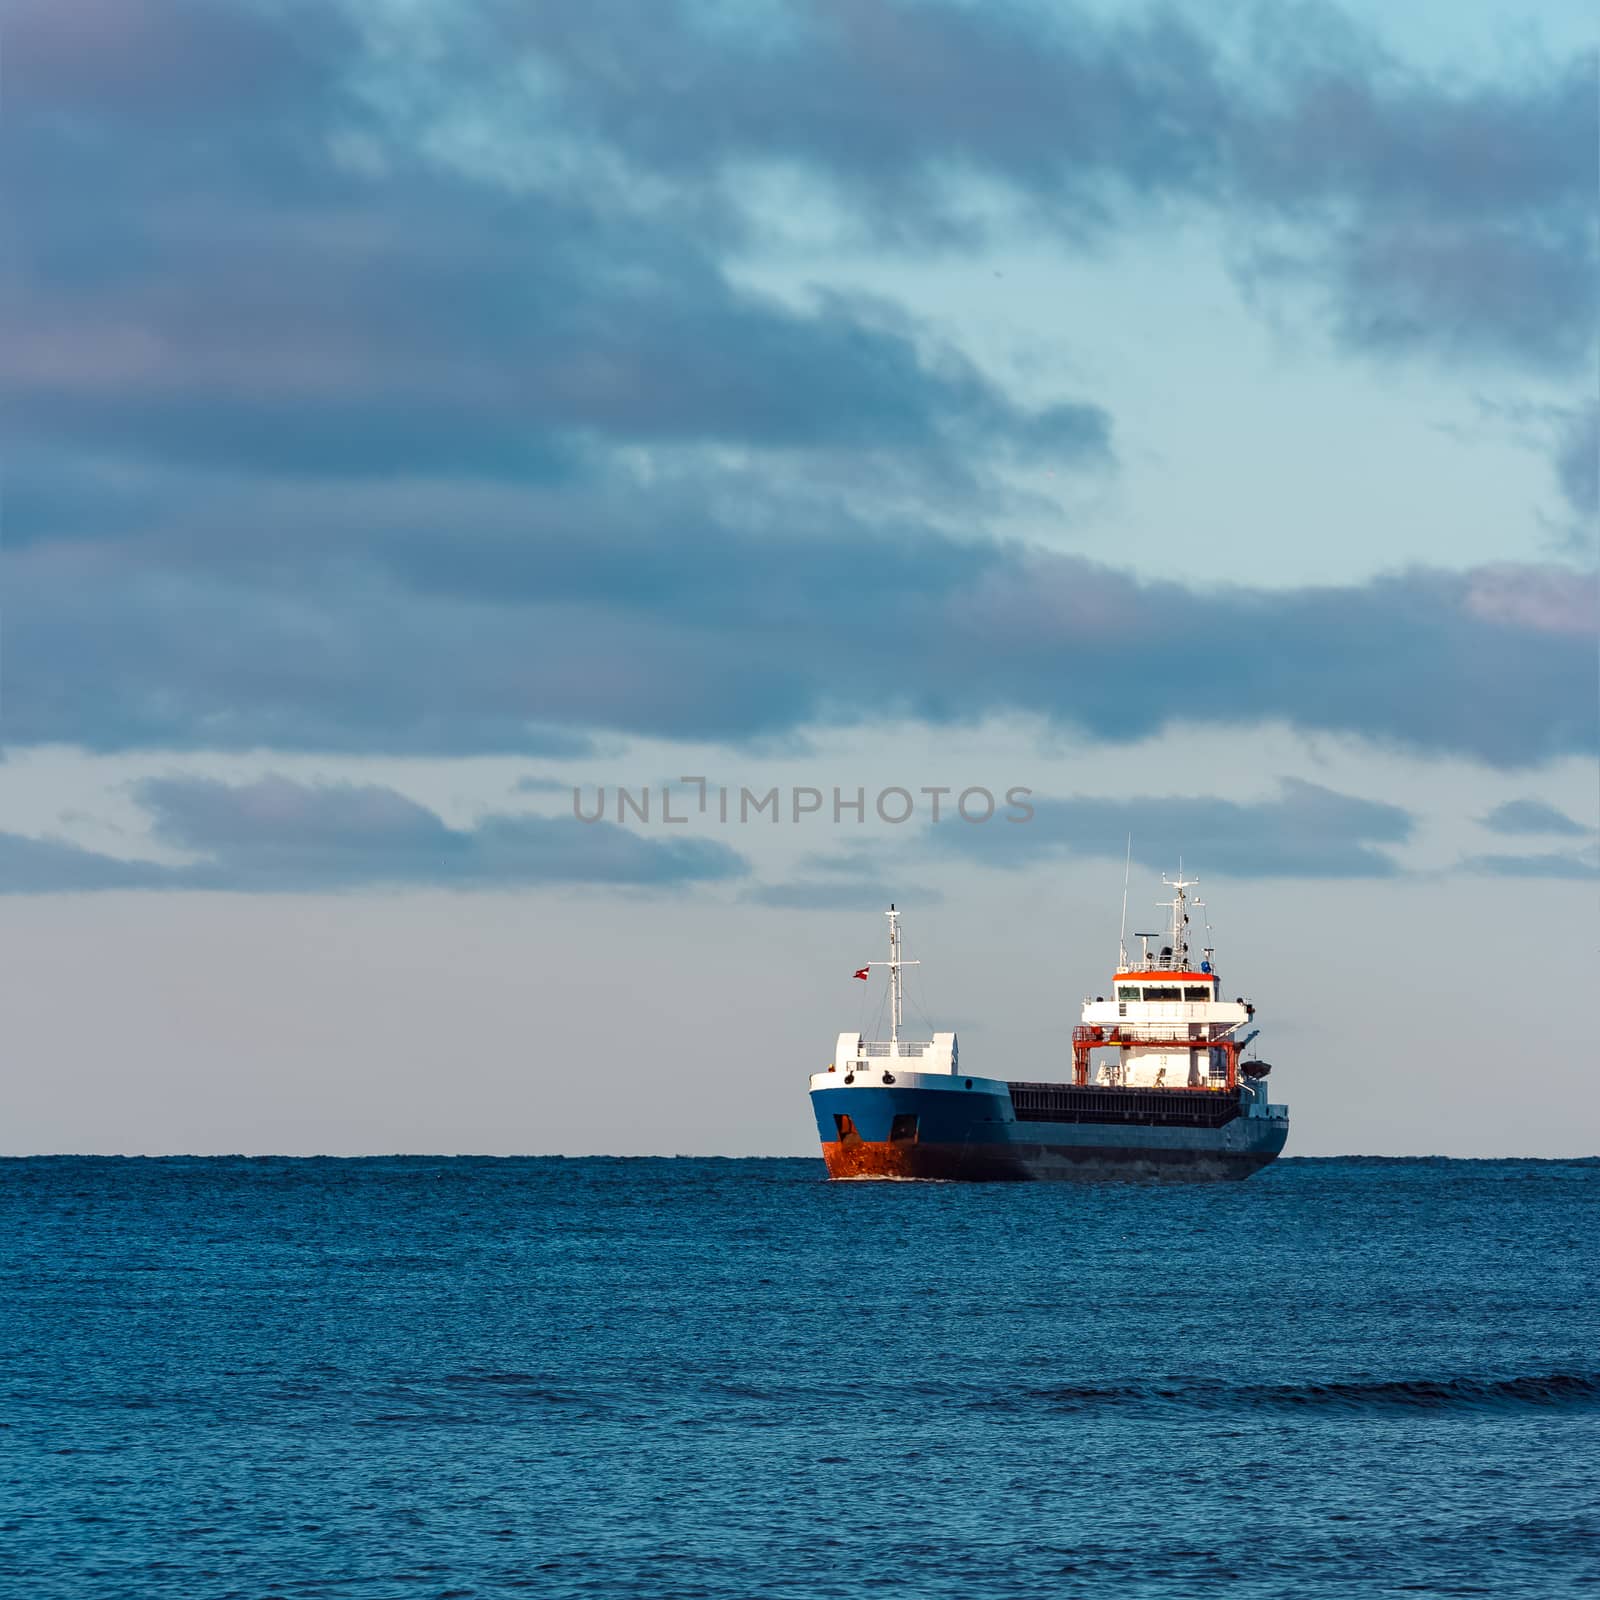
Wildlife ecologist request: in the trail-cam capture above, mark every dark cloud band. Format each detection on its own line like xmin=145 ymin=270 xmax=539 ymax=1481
xmin=6 ymin=473 xmax=1594 ymax=766
xmin=0 ymin=777 xmax=748 ymax=894
xmin=934 ymin=778 xmax=1414 ymax=879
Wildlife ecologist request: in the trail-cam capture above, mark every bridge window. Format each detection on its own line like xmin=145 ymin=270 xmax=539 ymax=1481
xmin=1145 ymin=986 xmax=1182 ymax=1001
xmin=1116 ymin=986 xmax=1140 ymax=1001
xmin=1184 ymin=986 xmax=1213 ymax=1001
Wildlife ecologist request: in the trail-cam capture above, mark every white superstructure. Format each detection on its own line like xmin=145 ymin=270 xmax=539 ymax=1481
xmin=1076 ymin=872 xmax=1268 ymax=1093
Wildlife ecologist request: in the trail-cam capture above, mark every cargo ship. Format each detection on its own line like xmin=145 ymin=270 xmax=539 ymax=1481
xmin=808 ymin=874 xmax=1288 ymax=1180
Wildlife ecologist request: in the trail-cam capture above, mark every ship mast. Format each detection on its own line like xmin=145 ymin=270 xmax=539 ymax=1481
xmin=864 ymin=905 xmax=920 ymax=1047
xmin=1118 ymin=834 xmax=1132 ymax=969
xmin=1158 ymin=871 xmax=1200 ymax=966
xmin=887 ymin=904 xmax=904 ymax=1045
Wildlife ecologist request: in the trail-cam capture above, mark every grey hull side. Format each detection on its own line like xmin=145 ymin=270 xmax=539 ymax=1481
xmin=964 ymin=1114 xmax=1288 ymax=1181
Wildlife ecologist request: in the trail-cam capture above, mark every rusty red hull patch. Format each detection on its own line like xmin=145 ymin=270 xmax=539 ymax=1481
xmin=819 ymin=1138 xmax=1281 ymax=1182
xmin=820 ymin=1139 xmax=1027 ymax=1181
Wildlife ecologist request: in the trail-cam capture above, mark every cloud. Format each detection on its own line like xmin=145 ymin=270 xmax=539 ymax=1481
xmin=935 ymin=778 xmax=1414 ymax=878
xmin=1461 ymin=396 xmax=1597 ymax=550
xmin=6 ymin=0 xmax=353 ymax=125
xmin=1459 ymin=850 xmax=1599 ymax=881
xmin=7 ymin=0 xmax=1588 ymax=508
xmin=0 ymin=831 xmax=178 ymax=893
xmin=6 ymin=466 xmax=1593 ymax=766
xmin=1555 ymin=399 xmax=1599 ymax=521
xmin=1279 ymin=216 xmax=1596 ymax=373
xmin=3 ymin=0 xmax=1593 ymax=777
xmin=0 ymin=777 xmax=747 ymax=893
xmin=1229 ymin=47 xmax=1597 ymax=371
xmin=1480 ymin=799 xmax=1591 ymax=837
xmin=5 ymin=1 xmax=1110 ymax=483
xmin=499 ymin=0 xmax=1597 ymax=372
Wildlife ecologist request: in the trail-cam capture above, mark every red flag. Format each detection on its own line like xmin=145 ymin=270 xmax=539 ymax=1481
xmin=853 ymin=967 xmax=870 ymax=981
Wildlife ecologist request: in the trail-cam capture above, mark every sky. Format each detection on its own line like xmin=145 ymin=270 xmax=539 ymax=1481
xmin=1 ymin=0 xmax=1596 ymax=1157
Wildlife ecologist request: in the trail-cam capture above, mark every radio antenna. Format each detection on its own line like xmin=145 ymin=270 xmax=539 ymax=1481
xmin=1118 ymin=834 xmax=1132 ymax=968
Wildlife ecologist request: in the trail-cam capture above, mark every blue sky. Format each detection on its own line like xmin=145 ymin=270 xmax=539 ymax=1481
xmin=1 ymin=0 xmax=1595 ymax=1155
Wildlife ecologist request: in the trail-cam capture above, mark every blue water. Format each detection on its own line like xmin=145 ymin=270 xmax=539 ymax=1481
xmin=2 ymin=1158 xmax=1596 ymax=1599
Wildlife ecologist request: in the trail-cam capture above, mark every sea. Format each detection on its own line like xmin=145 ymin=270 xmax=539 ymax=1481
xmin=1 ymin=1156 xmax=1595 ymax=1599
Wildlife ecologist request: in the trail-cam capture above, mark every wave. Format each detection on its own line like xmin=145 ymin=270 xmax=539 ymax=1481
xmin=997 ymin=1373 xmax=1600 ymax=1414
xmin=440 ymin=1372 xmax=577 ymax=1405
xmin=423 ymin=1366 xmax=1600 ymax=1417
